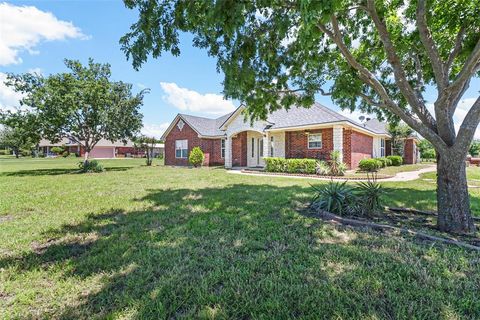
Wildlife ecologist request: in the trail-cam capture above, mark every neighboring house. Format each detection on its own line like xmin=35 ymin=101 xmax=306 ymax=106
xmin=162 ymin=103 xmax=418 ymax=169
xmin=39 ymin=138 xmax=165 ymax=159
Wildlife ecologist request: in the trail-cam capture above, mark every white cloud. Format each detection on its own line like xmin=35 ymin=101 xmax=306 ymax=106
xmin=160 ymin=82 xmax=236 ymax=115
xmin=0 ymin=72 xmax=24 ymax=111
xmin=0 ymin=2 xmax=87 ymax=66
xmin=141 ymin=123 xmax=170 ymax=139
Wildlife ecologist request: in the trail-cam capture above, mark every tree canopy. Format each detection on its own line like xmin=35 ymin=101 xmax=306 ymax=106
xmin=121 ymin=0 xmax=480 ymax=234
xmin=0 ymin=111 xmax=41 ymax=158
xmin=5 ymin=58 xmax=147 ymax=162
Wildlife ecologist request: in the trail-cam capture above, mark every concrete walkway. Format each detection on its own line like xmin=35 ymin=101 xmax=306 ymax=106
xmin=227 ymin=165 xmax=437 ymax=182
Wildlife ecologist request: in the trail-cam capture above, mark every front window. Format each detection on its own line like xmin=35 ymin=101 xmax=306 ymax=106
xmin=175 ymin=139 xmax=188 ymax=158
xmin=221 ymin=139 xmax=225 ymax=158
xmin=270 ymin=136 xmax=274 ymax=157
xmin=308 ymin=133 xmax=322 ymax=149
xmin=260 ymin=139 xmax=264 ymax=157
xmin=380 ymin=138 xmax=385 ymax=157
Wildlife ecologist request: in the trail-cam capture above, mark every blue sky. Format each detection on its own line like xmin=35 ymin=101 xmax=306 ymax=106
xmin=1 ymin=1 xmax=479 ymax=138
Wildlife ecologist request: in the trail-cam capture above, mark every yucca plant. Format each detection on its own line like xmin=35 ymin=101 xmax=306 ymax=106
xmin=311 ymin=181 xmax=356 ymax=215
xmin=355 ymin=174 xmax=385 ymax=214
xmin=328 ymin=151 xmax=347 ymax=176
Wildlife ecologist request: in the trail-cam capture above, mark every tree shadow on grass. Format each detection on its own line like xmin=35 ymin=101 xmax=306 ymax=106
xmin=0 ymin=166 xmax=133 ymax=177
xmin=1 ymin=185 xmax=478 ymax=319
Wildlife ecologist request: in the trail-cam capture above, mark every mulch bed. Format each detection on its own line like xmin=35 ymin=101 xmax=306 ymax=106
xmin=241 ymin=170 xmax=393 ymax=180
xmin=303 ymin=206 xmax=480 ymax=251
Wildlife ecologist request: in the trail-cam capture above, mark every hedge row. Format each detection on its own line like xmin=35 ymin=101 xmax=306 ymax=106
xmin=358 ymin=156 xmax=403 ymax=172
xmin=264 ymin=157 xmax=317 ymax=174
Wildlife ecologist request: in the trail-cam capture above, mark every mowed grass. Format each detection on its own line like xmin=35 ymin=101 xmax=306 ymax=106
xmin=1 ymin=158 xmax=480 ymax=319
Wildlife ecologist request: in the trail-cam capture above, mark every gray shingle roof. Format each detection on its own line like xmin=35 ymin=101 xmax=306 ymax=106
xmin=266 ymin=102 xmax=353 ymax=129
xmin=178 ymin=103 xmax=389 ymax=136
xmin=363 ymin=118 xmax=388 ymax=134
xmin=180 ymin=112 xmax=234 ymax=137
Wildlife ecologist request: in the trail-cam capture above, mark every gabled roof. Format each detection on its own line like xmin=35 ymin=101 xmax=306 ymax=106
xmin=266 ymin=102 xmax=353 ymax=129
xmin=162 ymin=101 xmax=391 ymax=139
xmin=161 ymin=112 xmax=234 ymax=140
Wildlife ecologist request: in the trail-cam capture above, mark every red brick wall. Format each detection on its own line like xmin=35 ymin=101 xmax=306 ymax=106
xmin=350 ymin=130 xmax=373 ymax=168
xmin=403 ymin=138 xmax=416 ymax=164
xmin=232 ymin=131 xmax=247 ymax=166
xmin=164 ymin=118 xmax=224 ymax=166
xmin=285 ymin=128 xmax=333 ymax=160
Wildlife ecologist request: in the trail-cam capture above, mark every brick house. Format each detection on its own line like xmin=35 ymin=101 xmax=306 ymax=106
xmin=162 ymin=103 xmax=419 ymax=169
xmin=39 ymin=138 xmax=164 ymax=158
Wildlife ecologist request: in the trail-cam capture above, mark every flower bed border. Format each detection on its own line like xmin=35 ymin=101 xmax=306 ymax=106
xmin=240 ymin=169 xmax=394 ymax=180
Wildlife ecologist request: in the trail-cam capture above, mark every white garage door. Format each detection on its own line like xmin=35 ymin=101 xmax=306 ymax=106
xmin=89 ymin=147 xmax=115 ymax=158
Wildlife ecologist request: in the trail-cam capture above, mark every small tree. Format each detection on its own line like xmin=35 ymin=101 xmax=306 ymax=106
xmin=387 ymin=123 xmax=413 ymax=157
xmin=189 ymin=147 xmax=204 ymax=167
xmin=0 ymin=111 xmax=41 ymax=158
xmin=5 ymin=58 xmax=146 ymax=167
xmin=469 ymin=141 xmax=480 ymax=157
xmin=134 ymin=135 xmax=160 ymax=166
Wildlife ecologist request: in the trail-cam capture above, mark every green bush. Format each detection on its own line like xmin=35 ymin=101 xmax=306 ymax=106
xmin=20 ymin=149 xmax=31 ymax=157
xmin=358 ymin=158 xmax=381 ymax=172
xmin=0 ymin=149 xmax=8 ymax=155
xmin=387 ymin=155 xmax=403 ymax=166
xmin=422 ymin=148 xmax=435 ymax=160
xmin=264 ymin=157 xmax=286 ymax=172
xmin=62 ymin=151 xmax=70 ymax=158
xmin=78 ymin=160 xmax=104 ymax=173
xmin=50 ymin=146 xmax=64 ymax=155
xmin=68 ymin=153 xmax=78 ymax=158
xmin=264 ymin=157 xmax=317 ymax=174
xmin=376 ymin=157 xmax=392 ymax=167
xmin=189 ymin=147 xmax=205 ymax=167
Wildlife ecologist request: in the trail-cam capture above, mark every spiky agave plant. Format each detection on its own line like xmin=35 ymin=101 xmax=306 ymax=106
xmin=311 ymin=181 xmax=356 ymax=215
xmin=356 ymin=173 xmax=386 ymax=214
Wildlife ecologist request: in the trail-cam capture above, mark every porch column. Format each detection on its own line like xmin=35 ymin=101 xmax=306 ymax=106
xmin=225 ymin=136 xmax=232 ymax=168
xmin=263 ymin=132 xmax=269 ymax=158
xmin=333 ymin=125 xmax=343 ymax=162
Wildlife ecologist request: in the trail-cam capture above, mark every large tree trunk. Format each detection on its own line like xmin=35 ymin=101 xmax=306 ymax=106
xmin=83 ymin=149 xmax=90 ymax=166
xmin=436 ymin=152 xmax=476 ymax=234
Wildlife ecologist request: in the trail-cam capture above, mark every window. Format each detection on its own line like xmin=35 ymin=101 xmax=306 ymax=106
xmin=260 ymin=139 xmax=264 ymax=157
xmin=175 ymin=140 xmax=188 ymax=158
xmin=221 ymin=139 xmax=225 ymax=158
xmin=308 ymin=133 xmax=322 ymax=149
xmin=251 ymin=138 xmax=255 ymax=157
xmin=380 ymin=138 xmax=385 ymax=157
xmin=270 ymin=136 xmax=274 ymax=156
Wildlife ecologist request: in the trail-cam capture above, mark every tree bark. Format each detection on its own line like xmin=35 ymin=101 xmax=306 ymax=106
xmin=436 ymin=152 xmax=476 ymax=234
xmin=83 ymin=149 xmax=90 ymax=166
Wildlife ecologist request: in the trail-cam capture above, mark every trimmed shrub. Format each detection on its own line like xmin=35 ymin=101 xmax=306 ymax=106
xmin=189 ymin=147 xmax=205 ymax=167
xmin=387 ymin=155 xmax=403 ymax=166
xmin=264 ymin=157 xmax=317 ymax=174
xmin=376 ymin=157 xmax=392 ymax=167
xmin=0 ymin=150 xmax=8 ymax=155
xmin=20 ymin=149 xmax=31 ymax=157
xmin=78 ymin=160 xmax=104 ymax=173
xmin=358 ymin=158 xmax=381 ymax=172
xmin=421 ymin=148 xmax=435 ymax=160
xmin=62 ymin=151 xmax=70 ymax=158
xmin=50 ymin=146 xmax=64 ymax=155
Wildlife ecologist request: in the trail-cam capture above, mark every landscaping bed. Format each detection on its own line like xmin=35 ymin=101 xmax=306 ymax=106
xmin=241 ymin=169 xmax=394 ymax=180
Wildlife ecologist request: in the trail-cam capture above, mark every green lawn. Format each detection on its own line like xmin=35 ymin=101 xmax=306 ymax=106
xmin=1 ymin=158 xmax=480 ymax=319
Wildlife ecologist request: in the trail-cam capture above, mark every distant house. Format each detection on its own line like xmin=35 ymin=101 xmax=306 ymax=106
xmin=161 ymin=103 xmax=419 ymax=168
xmin=38 ymin=138 xmax=164 ymax=159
